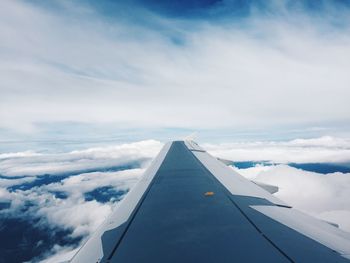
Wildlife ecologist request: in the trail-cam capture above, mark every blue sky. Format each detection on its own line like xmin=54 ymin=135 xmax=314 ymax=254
xmin=1 ymin=0 xmax=350 ymax=150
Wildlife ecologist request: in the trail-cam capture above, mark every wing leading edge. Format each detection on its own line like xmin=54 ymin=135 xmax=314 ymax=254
xmin=71 ymin=141 xmax=350 ymax=263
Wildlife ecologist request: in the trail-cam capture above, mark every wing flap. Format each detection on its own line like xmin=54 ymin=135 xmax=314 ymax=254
xmin=192 ymin=149 xmax=288 ymax=207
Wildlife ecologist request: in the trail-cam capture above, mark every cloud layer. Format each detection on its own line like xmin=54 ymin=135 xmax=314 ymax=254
xmin=0 ymin=140 xmax=162 ymax=177
xmin=205 ymin=136 xmax=350 ymax=163
xmin=234 ymin=164 xmax=350 ymax=232
xmin=0 ymin=140 xmax=161 ymax=262
xmin=1 ymin=138 xmax=350 ymax=262
xmin=0 ymin=0 xmax=350 ymax=136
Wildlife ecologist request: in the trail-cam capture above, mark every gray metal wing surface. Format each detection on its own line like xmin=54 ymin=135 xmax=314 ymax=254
xmin=70 ymin=141 xmax=350 ymax=263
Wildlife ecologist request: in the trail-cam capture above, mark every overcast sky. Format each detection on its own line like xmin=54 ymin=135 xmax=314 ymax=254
xmin=1 ymin=0 xmax=350 ymax=146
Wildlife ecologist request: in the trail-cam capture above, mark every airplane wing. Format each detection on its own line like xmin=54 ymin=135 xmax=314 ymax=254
xmin=70 ymin=141 xmax=350 ymax=263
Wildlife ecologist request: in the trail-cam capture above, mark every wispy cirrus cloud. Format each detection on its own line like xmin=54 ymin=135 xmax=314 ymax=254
xmin=0 ymin=0 xmax=350 ymax=139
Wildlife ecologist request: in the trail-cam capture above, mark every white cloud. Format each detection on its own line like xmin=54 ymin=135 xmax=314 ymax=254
xmin=234 ymin=164 xmax=350 ymax=232
xmin=0 ymin=176 xmax=37 ymax=188
xmin=0 ymin=169 xmax=144 ymax=262
xmin=0 ymin=186 xmax=111 ymax=237
xmin=37 ymin=196 xmax=112 ymax=238
xmin=287 ymin=136 xmax=350 ymax=148
xmin=0 ymin=150 xmax=41 ymax=159
xmin=204 ymin=136 xmax=350 ymax=163
xmin=0 ymin=140 xmax=160 ymax=262
xmin=0 ymin=0 xmax=350 ymax=134
xmin=43 ymin=169 xmax=144 ymax=208
xmin=0 ymin=140 xmax=162 ymax=177
xmin=37 ymin=170 xmax=143 ymax=237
